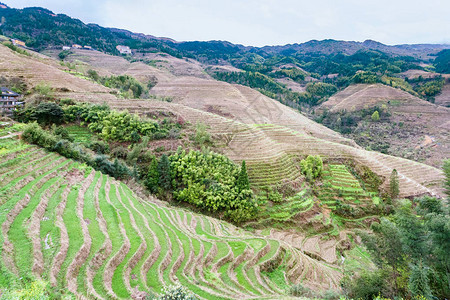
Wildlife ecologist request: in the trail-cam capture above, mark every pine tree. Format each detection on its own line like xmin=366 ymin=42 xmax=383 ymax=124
xmin=237 ymin=160 xmax=250 ymax=191
xmin=158 ymin=154 xmax=172 ymax=191
xmin=146 ymin=157 xmax=159 ymax=193
xmin=408 ymin=262 xmax=433 ymax=299
xmin=390 ymin=169 xmax=399 ymax=199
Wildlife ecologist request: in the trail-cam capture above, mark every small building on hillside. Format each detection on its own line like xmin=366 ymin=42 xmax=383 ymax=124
xmin=83 ymin=45 xmax=93 ymax=50
xmin=72 ymin=44 xmax=82 ymax=49
xmin=62 ymin=46 xmax=71 ymax=50
xmin=116 ymin=45 xmax=132 ymax=55
xmin=11 ymin=39 xmax=26 ymax=47
xmin=0 ymin=87 xmax=23 ymax=113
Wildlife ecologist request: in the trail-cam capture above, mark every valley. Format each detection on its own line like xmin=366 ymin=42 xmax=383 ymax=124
xmin=0 ymin=3 xmax=449 ymax=299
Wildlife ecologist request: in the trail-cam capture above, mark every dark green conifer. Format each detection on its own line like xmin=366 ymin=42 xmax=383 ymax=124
xmin=158 ymin=154 xmax=172 ymax=191
xmin=237 ymin=160 xmax=250 ymax=191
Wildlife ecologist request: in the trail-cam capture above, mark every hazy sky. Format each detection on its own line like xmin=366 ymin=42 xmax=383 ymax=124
xmin=4 ymin=0 xmax=450 ymax=46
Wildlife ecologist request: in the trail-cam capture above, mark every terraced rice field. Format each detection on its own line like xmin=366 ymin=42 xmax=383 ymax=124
xmin=319 ymin=165 xmax=378 ymax=210
xmin=0 ymin=137 xmax=342 ymax=298
xmin=66 ymin=125 xmax=94 ymax=143
xmin=85 ymin=98 xmax=444 ymax=198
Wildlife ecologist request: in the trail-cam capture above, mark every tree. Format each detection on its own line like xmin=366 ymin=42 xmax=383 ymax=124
xmin=389 ymin=169 xmax=399 ymax=199
xmin=32 ymin=102 xmax=64 ymax=125
xmin=371 ymin=110 xmax=380 ymax=121
xmin=300 ymin=155 xmax=323 ymax=182
xmin=146 ymin=157 xmax=159 ymax=193
xmin=408 ymin=262 xmax=433 ymax=299
xmin=359 ymin=218 xmax=405 ymax=296
xmin=158 ymin=154 xmax=172 ymax=191
xmin=237 ymin=161 xmax=250 ymax=191
xmin=443 ymin=159 xmax=450 ymax=198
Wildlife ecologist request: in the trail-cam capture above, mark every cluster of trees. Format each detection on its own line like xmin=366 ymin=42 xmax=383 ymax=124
xmin=86 ymin=71 xmax=148 ymax=98
xmin=54 ymin=102 xmax=181 ymax=142
xmin=434 ymin=49 xmax=450 ymax=74
xmin=22 ymin=122 xmax=131 ymax=179
xmin=271 ymin=67 xmax=306 ymax=82
xmin=211 ymin=70 xmax=338 ymax=106
xmin=300 ymin=155 xmax=323 ymax=182
xmin=146 ymin=149 xmax=257 ymax=223
xmin=344 ymin=196 xmax=450 ymax=299
xmin=0 ymin=6 xmax=183 ymax=57
xmin=17 ymin=101 xmax=256 ymax=223
xmin=414 ymin=79 xmax=445 ymax=102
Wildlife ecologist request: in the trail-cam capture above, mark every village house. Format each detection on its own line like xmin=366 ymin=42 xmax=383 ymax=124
xmin=116 ymin=45 xmax=132 ymax=55
xmin=0 ymin=87 xmax=23 ymax=113
xmin=62 ymin=46 xmax=71 ymax=50
xmin=11 ymin=39 xmax=26 ymax=47
xmin=72 ymin=44 xmax=82 ymax=49
xmin=83 ymin=45 xmax=93 ymax=50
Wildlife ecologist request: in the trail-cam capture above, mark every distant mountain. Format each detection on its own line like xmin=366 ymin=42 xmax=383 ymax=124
xmin=0 ymin=4 xmax=448 ymax=61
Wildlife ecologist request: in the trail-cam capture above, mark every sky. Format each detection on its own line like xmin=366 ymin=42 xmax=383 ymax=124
xmin=4 ymin=0 xmax=450 ymax=47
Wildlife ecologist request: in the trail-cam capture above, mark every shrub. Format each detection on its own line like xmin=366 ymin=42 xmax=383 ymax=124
xmin=193 ymin=123 xmax=212 ymax=146
xmin=371 ymin=110 xmax=380 ymax=121
xmin=58 ymin=50 xmax=72 ymax=60
xmin=111 ymin=146 xmax=128 ymax=159
xmin=89 ymin=140 xmax=109 ymax=154
xmin=32 ymin=102 xmax=64 ymax=125
xmin=156 ymin=284 xmax=197 ymax=300
xmin=290 ymin=284 xmax=314 ymax=297
xmin=22 ymin=122 xmax=57 ymax=150
xmin=52 ymin=125 xmax=73 ymax=142
xmin=63 ymin=103 xmax=178 ymax=142
xmin=300 ymin=155 xmax=323 ymax=182
xmin=33 ymin=84 xmax=54 ymax=99
xmin=343 ymin=270 xmax=389 ymax=300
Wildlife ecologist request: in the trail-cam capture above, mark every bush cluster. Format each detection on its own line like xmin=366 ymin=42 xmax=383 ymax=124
xmin=146 ymin=149 xmax=257 ymax=223
xmin=300 ymin=155 xmax=323 ymax=182
xmin=63 ymin=103 xmax=181 ymax=142
xmin=22 ymin=122 xmax=131 ymax=180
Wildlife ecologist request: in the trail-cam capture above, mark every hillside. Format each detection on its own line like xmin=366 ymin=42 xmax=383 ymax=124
xmin=0 ymin=43 xmax=444 ymax=199
xmin=317 ymin=84 xmax=450 ymax=166
xmin=0 ymin=136 xmax=344 ymax=299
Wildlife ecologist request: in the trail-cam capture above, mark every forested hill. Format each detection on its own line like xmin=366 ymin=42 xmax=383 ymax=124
xmin=0 ymin=4 xmax=449 ymax=62
xmin=0 ymin=4 xmax=181 ymax=56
